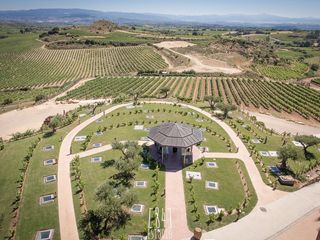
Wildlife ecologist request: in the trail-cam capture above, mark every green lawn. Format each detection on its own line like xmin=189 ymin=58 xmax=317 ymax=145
xmin=183 ymin=158 xmax=257 ymax=231
xmin=14 ymin=105 xmax=107 ymax=240
xmin=16 ymin=133 xmax=61 ymax=240
xmin=75 ymin=149 xmax=165 ymax=238
xmin=72 ymin=103 xmax=235 ymax=154
xmin=228 ymin=111 xmax=320 ymax=191
xmin=0 ymin=136 xmax=39 ymax=239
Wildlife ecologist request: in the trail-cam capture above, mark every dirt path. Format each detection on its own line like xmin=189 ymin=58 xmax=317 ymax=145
xmin=246 ymin=111 xmax=320 ymax=136
xmin=0 ymin=77 xmax=101 ymax=140
xmin=154 ymin=41 xmax=242 ymax=74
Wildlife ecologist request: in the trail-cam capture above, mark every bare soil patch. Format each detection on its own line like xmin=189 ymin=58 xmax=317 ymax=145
xmin=154 ymin=41 xmax=243 ymax=74
xmin=154 ymin=41 xmax=195 ymax=49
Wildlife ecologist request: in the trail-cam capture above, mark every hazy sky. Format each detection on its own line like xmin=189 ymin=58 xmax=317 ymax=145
xmin=1 ymin=0 xmax=320 ymax=18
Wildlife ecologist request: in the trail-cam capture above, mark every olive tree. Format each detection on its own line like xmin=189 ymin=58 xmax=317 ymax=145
xmin=278 ymin=144 xmax=298 ymax=169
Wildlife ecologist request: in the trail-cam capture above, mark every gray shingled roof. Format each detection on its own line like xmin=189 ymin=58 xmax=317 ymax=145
xmin=148 ymin=123 xmax=203 ymax=148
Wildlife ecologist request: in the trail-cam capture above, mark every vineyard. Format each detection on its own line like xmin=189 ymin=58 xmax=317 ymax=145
xmin=0 ymin=87 xmax=59 ymax=105
xmin=0 ymin=45 xmax=167 ymax=90
xmin=311 ymin=78 xmax=320 ymax=86
xmin=256 ymin=62 xmax=308 ymax=80
xmin=60 ymin=76 xmax=320 ymax=120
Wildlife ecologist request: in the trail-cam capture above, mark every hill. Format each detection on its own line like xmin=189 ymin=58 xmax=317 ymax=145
xmin=0 ymin=9 xmax=320 ymax=29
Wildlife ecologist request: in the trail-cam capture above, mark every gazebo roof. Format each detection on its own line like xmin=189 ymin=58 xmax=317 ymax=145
xmin=148 ymin=123 xmax=203 ymax=148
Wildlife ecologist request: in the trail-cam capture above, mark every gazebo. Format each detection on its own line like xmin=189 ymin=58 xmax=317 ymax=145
xmin=148 ymin=123 xmax=203 ymax=166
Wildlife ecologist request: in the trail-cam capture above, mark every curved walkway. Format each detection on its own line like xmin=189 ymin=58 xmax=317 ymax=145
xmin=58 ymin=103 xmax=131 ymax=240
xmin=57 ymin=101 xmax=287 ymax=240
xmin=148 ymin=101 xmax=287 ymax=206
xmin=203 ymin=182 xmax=320 ymax=240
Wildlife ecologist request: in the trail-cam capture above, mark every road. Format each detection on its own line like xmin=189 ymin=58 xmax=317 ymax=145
xmin=0 ymin=77 xmax=107 ymax=140
xmin=247 ymin=111 xmax=320 ymax=137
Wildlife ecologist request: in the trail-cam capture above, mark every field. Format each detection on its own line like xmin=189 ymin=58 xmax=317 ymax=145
xmin=256 ymin=62 xmax=308 ymax=80
xmin=60 ymin=76 xmax=320 ymax=121
xmin=311 ymin=78 xmax=320 ymax=86
xmin=0 ymin=45 xmax=167 ymax=90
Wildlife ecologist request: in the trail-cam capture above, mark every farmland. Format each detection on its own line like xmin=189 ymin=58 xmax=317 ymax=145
xmin=0 ymin=45 xmax=167 ymax=90
xmin=60 ymin=76 xmax=320 ymax=120
xmin=256 ymin=62 xmax=308 ymax=80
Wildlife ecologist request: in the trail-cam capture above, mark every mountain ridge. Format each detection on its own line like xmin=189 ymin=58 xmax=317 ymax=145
xmin=0 ymin=8 xmax=320 ymax=29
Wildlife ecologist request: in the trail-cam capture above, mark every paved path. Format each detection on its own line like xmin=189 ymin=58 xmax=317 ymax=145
xmin=57 ymin=103 xmax=131 ymax=240
xmin=148 ymin=101 xmax=287 ymax=206
xmin=162 ymin=154 xmax=192 ymax=240
xmin=57 ymin=101 xmax=288 ymax=240
xmin=203 ymin=182 xmax=320 ymax=240
xmin=273 ymin=207 xmax=320 ymax=240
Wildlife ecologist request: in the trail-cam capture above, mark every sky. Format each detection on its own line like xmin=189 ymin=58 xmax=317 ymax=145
xmin=1 ymin=0 xmax=320 ymax=18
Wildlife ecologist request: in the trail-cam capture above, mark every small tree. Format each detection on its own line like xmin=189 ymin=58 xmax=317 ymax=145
xmin=112 ymin=141 xmax=142 ymax=183
xmin=2 ymin=98 xmax=13 ymax=105
xmin=48 ymin=116 xmax=61 ymax=133
xmin=0 ymin=137 xmax=4 ymax=151
xmin=217 ymin=103 xmax=236 ymax=119
xmin=159 ymin=86 xmax=170 ymax=98
xmin=294 ymin=135 xmax=320 ymax=158
xmin=129 ymin=90 xmax=141 ymax=105
xmin=204 ymin=95 xmax=222 ymax=111
xmin=278 ymin=144 xmax=298 ymax=169
xmin=35 ymin=94 xmax=46 ymax=102
xmin=310 ymin=64 xmax=319 ymax=72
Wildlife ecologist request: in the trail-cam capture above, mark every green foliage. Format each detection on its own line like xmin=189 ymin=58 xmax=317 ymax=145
xmin=0 ymin=138 xmax=4 ymax=151
xmin=278 ymin=144 xmax=299 ymax=169
xmin=11 ymin=129 xmax=35 ymax=141
xmin=294 ymin=135 xmax=320 ymax=157
xmin=217 ymin=103 xmax=237 ymax=119
xmin=0 ymin=44 xmax=167 ymax=89
xmin=34 ymin=94 xmax=46 ymax=102
xmin=112 ymin=141 xmax=143 ymax=183
xmin=204 ymin=95 xmax=222 ymax=111
xmin=60 ymin=76 xmax=320 ymax=121
xmin=159 ymin=86 xmax=170 ymax=98
xmin=256 ymin=62 xmax=308 ymax=80
xmin=310 ymin=64 xmax=319 ymax=71
xmin=1 ymin=98 xmax=13 ymax=105
xmin=48 ymin=116 xmax=62 ymax=133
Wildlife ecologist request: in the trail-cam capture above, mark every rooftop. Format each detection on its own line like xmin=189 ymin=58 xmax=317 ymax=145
xmin=148 ymin=122 xmax=203 ymax=148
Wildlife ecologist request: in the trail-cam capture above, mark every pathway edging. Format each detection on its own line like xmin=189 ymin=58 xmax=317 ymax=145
xmin=57 ymin=101 xmax=287 ymax=240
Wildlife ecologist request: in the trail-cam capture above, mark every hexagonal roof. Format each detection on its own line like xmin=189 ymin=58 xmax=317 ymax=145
xmin=148 ymin=123 xmax=203 ymax=148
